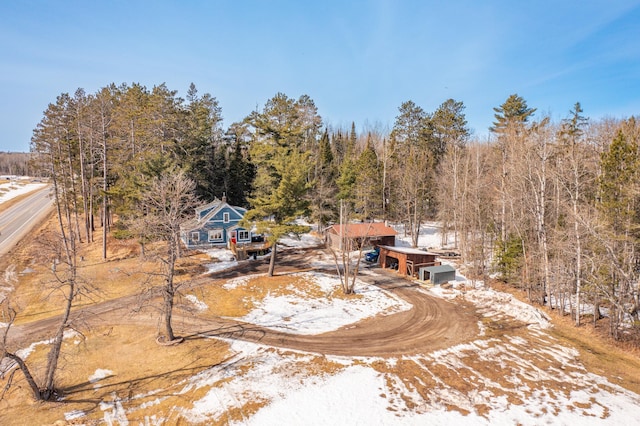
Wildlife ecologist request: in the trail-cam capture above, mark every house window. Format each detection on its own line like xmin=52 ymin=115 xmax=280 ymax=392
xmin=208 ymin=229 xmax=224 ymax=242
xmin=223 ymin=212 xmax=230 ymax=223
xmin=238 ymin=230 xmax=249 ymax=241
xmin=191 ymin=232 xmax=200 ymax=242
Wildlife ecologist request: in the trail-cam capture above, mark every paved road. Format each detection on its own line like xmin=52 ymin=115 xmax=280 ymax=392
xmin=0 ymin=186 xmax=53 ymax=256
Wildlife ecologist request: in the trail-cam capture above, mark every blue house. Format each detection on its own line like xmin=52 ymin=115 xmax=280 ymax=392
xmin=180 ymin=197 xmax=254 ymax=249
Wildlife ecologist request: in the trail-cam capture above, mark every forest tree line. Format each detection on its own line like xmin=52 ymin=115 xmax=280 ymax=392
xmin=29 ymin=82 xmax=640 ymax=342
xmin=0 ymin=152 xmax=35 ymax=176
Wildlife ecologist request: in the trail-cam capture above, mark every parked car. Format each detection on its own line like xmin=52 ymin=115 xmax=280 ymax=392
xmin=364 ymin=247 xmax=380 ymax=263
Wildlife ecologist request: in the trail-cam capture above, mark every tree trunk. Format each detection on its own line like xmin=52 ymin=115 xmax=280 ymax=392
xmin=573 ymin=197 xmax=582 ymax=326
xmin=3 ymin=353 xmax=42 ymax=400
xmin=102 ymin=144 xmax=108 ymax=260
xmin=101 ymin=105 xmax=109 ymax=260
xmin=163 ymin=283 xmax=175 ymax=341
xmin=163 ymin=238 xmax=178 ymax=341
xmin=268 ymin=243 xmax=277 ymax=277
xmin=42 ymin=152 xmax=77 ymax=399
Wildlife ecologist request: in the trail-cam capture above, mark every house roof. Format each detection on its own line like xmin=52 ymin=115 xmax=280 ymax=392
xmin=195 ymin=198 xmax=222 ymax=216
xmin=181 ymin=199 xmax=247 ymax=231
xmin=328 ymin=222 xmax=397 ymax=238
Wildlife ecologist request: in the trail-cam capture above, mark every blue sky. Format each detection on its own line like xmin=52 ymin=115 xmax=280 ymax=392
xmin=1 ymin=0 xmax=639 ymax=152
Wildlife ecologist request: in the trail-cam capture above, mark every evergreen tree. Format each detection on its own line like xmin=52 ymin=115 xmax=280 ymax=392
xmin=490 ymin=94 xmax=536 ymax=244
xmin=227 ymin=134 xmax=255 ymax=207
xmin=431 ymin=98 xmax=469 ymax=161
xmin=390 ymin=100 xmax=434 ymax=246
xmin=354 ymin=134 xmax=382 ymax=219
xmin=242 ymin=147 xmax=311 ymax=276
xmin=210 ymin=144 xmax=228 ymax=198
xmin=336 ymin=160 xmax=356 ymax=206
xmin=244 ymin=93 xmax=319 ymax=275
xmin=309 ymin=128 xmax=338 ymax=229
xmin=180 ymin=83 xmax=224 ymax=200
xmin=595 ymin=125 xmax=640 ymax=337
xmin=598 ymin=130 xmax=639 ymax=234
xmin=490 ymin=93 xmax=536 ymax=133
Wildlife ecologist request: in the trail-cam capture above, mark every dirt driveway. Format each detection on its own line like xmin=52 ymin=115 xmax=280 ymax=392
xmin=6 ymin=247 xmax=479 ymax=358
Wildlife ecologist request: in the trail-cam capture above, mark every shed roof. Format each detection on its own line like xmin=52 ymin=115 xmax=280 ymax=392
xmin=328 ymin=223 xmax=397 ymax=238
xmin=379 ymin=245 xmax=437 ymax=256
xmin=421 ymin=264 xmax=456 ymax=273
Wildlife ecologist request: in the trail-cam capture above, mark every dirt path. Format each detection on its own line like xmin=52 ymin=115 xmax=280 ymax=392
xmin=179 ymin=273 xmax=478 ymax=356
xmin=6 ymin=248 xmax=479 ymax=357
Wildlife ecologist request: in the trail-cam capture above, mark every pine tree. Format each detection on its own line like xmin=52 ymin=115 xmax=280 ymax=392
xmin=431 ymin=98 xmax=469 ymax=162
xmin=490 ymin=93 xmax=536 ymax=133
xmin=242 ymin=147 xmax=311 ymax=276
xmin=390 ymin=100 xmax=434 ymax=246
xmin=596 ymin=126 xmax=640 ymax=337
xmin=309 ymin=128 xmax=338 ymax=229
xmin=244 ymin=93 xmax=319 ymax=275
xmin=181 ymin=83 xmax=224 ymax=200
xmin=598 ymin=130 xmax=639 ymax=234
xmin=490 ymin=94 xmax=536 ymax=244
xmin=433 ymin=99 xmax=470 ymax=247
xmin=227 ymin=135 xmax=255 ymax=207
xmin=354 ymin=134 xmax=382 ymax=219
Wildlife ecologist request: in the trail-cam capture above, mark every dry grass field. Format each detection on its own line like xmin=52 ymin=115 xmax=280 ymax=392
xmin=1 ymin=210 xmax=640 ymax=424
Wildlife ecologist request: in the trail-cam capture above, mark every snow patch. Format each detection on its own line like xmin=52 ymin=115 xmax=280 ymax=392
xmin=89 ymin=368 xmax=113 ymax=389
xmin=15 ymin=329 xmax=80 ymax=360
xmin=100 ymin=393 xmax=129 ymax=425
xmin=0 ymin=181 xmax=46 ymax=203
xmin=203 ymin=248 xmax=238 ymax=273
xmin=465 ymin=287 xmax=552 ymax=329
xmin=233 ymin=272 xmax=411 ymax=335
xmin=185 ymin=294 xmax=208 ymax=311
xmin=279 ymin=232 xmax=323 ymax=248
xmin=64 ymin=410 xmax=85 ymax=421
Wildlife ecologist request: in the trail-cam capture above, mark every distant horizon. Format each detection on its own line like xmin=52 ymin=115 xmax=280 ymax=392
xmin=2 ymin=1 xmax=639 ymax=152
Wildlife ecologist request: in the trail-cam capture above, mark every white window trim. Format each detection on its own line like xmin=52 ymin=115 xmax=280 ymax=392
xmin=238 ymin=230 xmax=249 ymax=241
xmin=223 ymin=212 xmax=230 ymax=223
xmin=191 ymin=232 xmax=200 ymax=242
xmin=208 ymin=229 xmax=224 ymax=242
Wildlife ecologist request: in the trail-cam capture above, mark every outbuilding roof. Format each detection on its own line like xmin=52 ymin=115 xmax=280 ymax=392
xmin=422 ymin=264 xmax=456 ymax=273
xmin=379 ymin=245 xmax=438 ymax=256
xmin=327 ymin=222 xmax=397 ymax=238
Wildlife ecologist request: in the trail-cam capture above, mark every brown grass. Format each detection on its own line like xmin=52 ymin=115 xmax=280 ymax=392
xmin=2 ymin=215 xmax=206 ymax=325
xmin=195 ymin=272 xmax=360 ymax=318
xmin=489 ymin=279 xmax=640 ymax=396
xmin=1 ymin=322 xmax=234 ymax=424
xmin=0 ymin=218 xmax=356 ymax=424
xmin=3 ymin=210 xmax=640 ymax=423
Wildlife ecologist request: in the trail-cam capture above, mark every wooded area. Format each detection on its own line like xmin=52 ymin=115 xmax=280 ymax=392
xmin=24 ymin=82 xmax=640 ymax=346
xmin=0 ymin=152 xmax=35 ymax=176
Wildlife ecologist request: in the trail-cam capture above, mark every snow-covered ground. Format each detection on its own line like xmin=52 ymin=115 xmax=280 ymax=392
xmin=0 ymin=178 xmax=46 ymax=204
xmin=4 ymin=192 xmax=638 ymax=424
xmin=137 ymin=224 xmax=640 ymax=425
xmin=228 ymin=271 xmax=412 ymax=335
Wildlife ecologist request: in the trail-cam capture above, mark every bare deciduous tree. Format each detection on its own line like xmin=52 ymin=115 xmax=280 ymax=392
xmin=329 ymin=202 xmax=371 ymax=294
xmin=138 ymin=168 xmax=199 ymax=344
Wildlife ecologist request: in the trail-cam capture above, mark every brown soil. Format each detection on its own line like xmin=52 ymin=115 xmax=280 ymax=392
xmin=5 ymin=246 xmax=480 ymax=358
